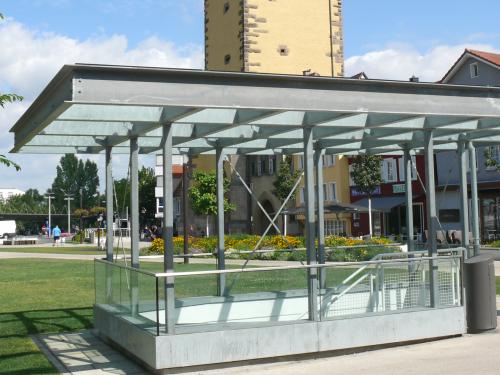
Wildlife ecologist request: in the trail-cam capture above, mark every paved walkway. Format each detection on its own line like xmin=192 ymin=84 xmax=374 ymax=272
xmin=34 ymin=331 xmax=146 ymax=374
xmin=37 ymin=299 xmax=500 ymax=375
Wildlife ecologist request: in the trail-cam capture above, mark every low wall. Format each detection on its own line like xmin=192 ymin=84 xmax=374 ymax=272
xmin=95 ymin=304 xmax=466 ymax=372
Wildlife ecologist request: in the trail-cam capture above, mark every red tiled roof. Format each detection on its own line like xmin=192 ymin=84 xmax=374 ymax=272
xmin=440 ymin=49 xmax=500 ymax=83
xmin=467 ymin=49 xmax=500 ymax=67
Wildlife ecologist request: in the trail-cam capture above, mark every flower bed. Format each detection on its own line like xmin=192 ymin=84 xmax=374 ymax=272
xmin=145 ymin=235 xmax=397 ymax=262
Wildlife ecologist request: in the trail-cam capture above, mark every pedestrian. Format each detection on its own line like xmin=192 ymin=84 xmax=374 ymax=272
xmin=52 ymin=225 xmax=61 ymax=247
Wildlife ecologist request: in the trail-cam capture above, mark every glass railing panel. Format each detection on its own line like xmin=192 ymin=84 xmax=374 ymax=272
xmin=172 ymin=268 xmax=309 ymax=329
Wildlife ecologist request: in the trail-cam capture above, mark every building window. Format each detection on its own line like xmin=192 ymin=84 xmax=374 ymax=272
xmin=268 ymin=156 xmax=275 ymax=175
xmin=277 ymin=45 xmax=289 ymax=56
xmin=256 ymin=157 xmax=263 ymax=176
xmin=381 ymin=158 xmax=397 ymax=183
xmin=470 ymin=63 xmax=479 ymax=78
xmin=322 ymin=154 xmax=335 ymax=167
xmin=300 ymin=187 xmax=305 ymax=204
xmin=325 ymin=220 xmax=346 ymax=236
xmin=224 ymin=54 xmax=231 ymax=65
xmin=297 ymin=155 xmax=304 ymax=171
xmin=398 ymin=156 xmax=417 ymax=181
xmin=329 ymin=182 xmax=337 ymax=201
xmin=486 ymin=146 xmax=500 ymax=170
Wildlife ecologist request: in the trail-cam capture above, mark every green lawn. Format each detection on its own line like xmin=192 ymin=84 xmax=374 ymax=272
xmin=0 ymin=259 xmax=218 ymax=374
xmin=2 ymin=257 xmax=500 ymax=374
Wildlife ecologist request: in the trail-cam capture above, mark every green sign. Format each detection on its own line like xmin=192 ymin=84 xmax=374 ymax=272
xmin=392 ymin=184 xmax=406 ymax=194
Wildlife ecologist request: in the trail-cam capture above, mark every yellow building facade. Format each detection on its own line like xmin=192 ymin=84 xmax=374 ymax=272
xmin=204 ymin=0 xmax=350 ymax=235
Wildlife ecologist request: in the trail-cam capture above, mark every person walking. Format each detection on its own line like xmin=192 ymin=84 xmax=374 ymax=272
xmin=52 ymin=225 xmax=61 ymax=247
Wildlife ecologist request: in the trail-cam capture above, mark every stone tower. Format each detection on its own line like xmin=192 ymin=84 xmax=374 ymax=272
xmin=203 ymin=0 xmax=348 ymax=236
xmin=205 ymin=0 xmax=344 ymax=77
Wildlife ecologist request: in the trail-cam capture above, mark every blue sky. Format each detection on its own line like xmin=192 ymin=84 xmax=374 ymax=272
xmin=3 ymin=0 xmax=499 ymax=58
xmin=0 ymin=0 xmax=499 ymax=191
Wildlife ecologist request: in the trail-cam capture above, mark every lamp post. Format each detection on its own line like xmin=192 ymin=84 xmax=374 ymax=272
xmin=64 ymin=195 xmax=74 ymax=234
xmin=79 ymin=188 xmax=83 ymax=242
xmin=45 ymin=193 xmax=55 ymax=237
xmin=97 ymin=213 xmax=104 ymax=250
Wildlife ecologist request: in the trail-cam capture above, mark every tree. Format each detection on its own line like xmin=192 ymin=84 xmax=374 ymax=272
xmin=273 ymin=156 xmax=301 ymax=235
xmin=350 ymin=155 xmax=382 ymax=237
xmin=484 ymin=147 xmax=500 ymax=172
xmin=0 ymin=14 xmax=23 ymax=172
xmin=51 ymin=154 xmax=100 ymax=211
xmin=273 ymin=156 xmax=301 ymax=203
xmin=139 ymin=167 xmax=156 ymax=225
xmin=188 ymin=170 xmax=235 ymax=237
xmin=112 ymin=167 xmax=156 ymax=226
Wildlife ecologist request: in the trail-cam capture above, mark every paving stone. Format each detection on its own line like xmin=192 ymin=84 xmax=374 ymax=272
xmin=36 ymin=330 xmax=150 ymax=374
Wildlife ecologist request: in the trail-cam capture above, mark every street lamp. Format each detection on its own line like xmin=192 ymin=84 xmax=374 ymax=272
xmin=60 ymin=189 xmax=74 ymax=235
xmin=97 ymin=213 xmax=104 ymax=250
xmin=64 ymin=195 xmax=74 ymax=234
xmin=44 ymin=193 xmax=55 ymax=237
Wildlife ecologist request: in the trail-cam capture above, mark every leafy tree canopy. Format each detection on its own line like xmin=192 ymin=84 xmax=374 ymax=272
xmin=273 ymin=156 xmax=301 ymax=204
xmin=350 ymin=155 xmax=383 ymax=197
xmin=51 ymin=154 xmax=100 ymax=211
xmin=113 ymin=166 xmax=155 ymax=220
xmin=0 ymin=189 xmax=48 ymax=214
xmin=188 ymin=170 xmax=235 ymax=216
xmin=0 ymin=11 xmax=23 ymax=172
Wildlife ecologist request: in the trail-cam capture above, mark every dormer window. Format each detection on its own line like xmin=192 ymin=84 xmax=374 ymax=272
xmin=470 ymin=63 xmax=479 ymax=78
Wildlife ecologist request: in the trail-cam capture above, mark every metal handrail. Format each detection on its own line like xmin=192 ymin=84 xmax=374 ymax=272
xmin=95 ymin=253 xmax=462 ymax=279
xmin=167 ymin=243 xmax=404 ymax=258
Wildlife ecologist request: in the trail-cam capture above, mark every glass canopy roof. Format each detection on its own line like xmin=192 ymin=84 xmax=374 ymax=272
xmin=10 ymin=64 xmax=500 ymax=156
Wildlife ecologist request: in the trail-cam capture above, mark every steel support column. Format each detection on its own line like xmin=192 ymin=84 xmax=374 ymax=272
xmin=105 ymin=145 xmax=114 ymax=304
xmin=105 ymin=146 xmax=114 ymax=261
xmin=404 ymin=147 xmax=414 ymax=252
xmin=162 ymin=123 xmax=175 ymax=334
xmin=458 ymin=138 xmax=470 ymax=257
xmin=315 ymin=148 xmax=326 ymax=289
xmin=468 ymin=141 xmax=481 ymax=256
xmin=304 ymin=127 xmax=319 ymax=321
xmin=129 ymin=137 xmax=139 ymax=316
xmin=130 ymin=137 xmax=139 ymax=268
xmin=424 ymin=130 xmax=439 ymax=307
xmin=216 ymin=147 xmax=226 ymax=296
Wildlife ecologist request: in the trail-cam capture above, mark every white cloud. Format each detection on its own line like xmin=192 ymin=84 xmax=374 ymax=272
xmin=0 ymin=18 xmax=203 ymax=192
xmin=345 ymin=43 xmax=499 ymax=82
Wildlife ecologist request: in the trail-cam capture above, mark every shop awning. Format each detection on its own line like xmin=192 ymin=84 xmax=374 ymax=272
xmin=355 ymin=196 xmax=407 ymax=213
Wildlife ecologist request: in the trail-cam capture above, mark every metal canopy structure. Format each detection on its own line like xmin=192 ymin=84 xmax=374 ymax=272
xmin=10 ymin=64 xmax=500 ymax=156
xmin=9 ymin=63 xmax=500 ymax=333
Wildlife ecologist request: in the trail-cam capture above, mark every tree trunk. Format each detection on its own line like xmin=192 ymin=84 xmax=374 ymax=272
xmin=368 ymin=196 xmax=373 ymax=237
xmin=206 ymin=215 xmax=210 ymax=237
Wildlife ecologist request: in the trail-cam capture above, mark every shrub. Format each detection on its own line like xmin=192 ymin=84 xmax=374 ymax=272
xmin=144 ymin=234 xmax=398 ymax=262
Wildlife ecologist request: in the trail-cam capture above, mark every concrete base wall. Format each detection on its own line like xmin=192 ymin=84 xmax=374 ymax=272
xmin=95 ymin=305 xmax=466 ymax=372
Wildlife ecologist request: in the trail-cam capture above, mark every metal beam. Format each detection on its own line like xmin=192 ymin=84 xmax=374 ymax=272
xmin=105 ymin=146 xmax=114 ymax=261
xmin=424 ymin=129 xmax=439 ymax=307
xmin=315 ymin=148 xmax=326 ymax=290
xmin=130 ymin=137 xmax=139 ymax=268
xmin=303 ymin=127 xmax=318 ymax=321
xmin=216 ymin=146 xmax=226 ymax=296
xmin=404 ymin=147 xmax=414 ymax=251
xmin=468 ymin=141 xmax=481 ymax=256
xmin=458 ymin=137 xmax=470 ymax=256
xmin=162 ymin=123 xmax=175 ymax=334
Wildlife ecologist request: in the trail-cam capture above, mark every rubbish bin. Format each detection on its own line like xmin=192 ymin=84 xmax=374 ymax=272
xmin=464 ymin=254 xmax=497 ymax=333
